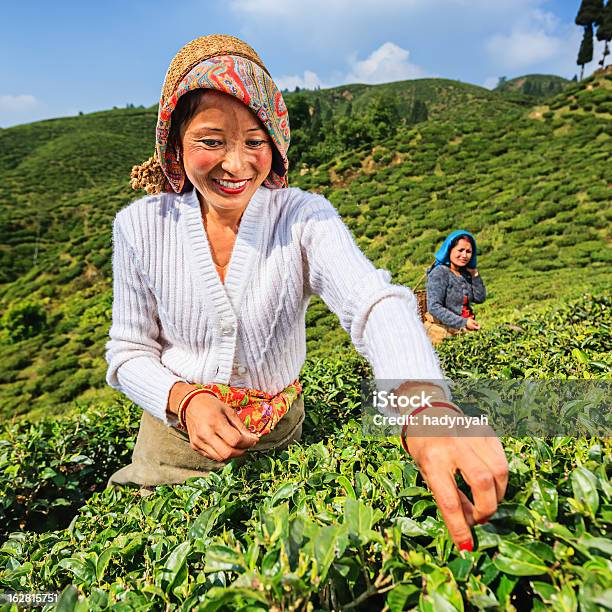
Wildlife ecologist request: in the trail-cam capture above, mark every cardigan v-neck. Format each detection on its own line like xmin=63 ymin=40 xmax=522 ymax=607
xmin=180 ymin=187 xmax=268 ymax=317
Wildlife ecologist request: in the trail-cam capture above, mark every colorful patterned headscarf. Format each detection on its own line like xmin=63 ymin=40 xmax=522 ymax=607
xmin=131 ymin=35 xmax=290 ymax=194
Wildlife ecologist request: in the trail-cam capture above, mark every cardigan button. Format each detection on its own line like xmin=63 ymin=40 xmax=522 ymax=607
xmin=234 ymin=365 xmax=247 ymax=376
xmin=220 ymin=319 xmax=235 ymax=336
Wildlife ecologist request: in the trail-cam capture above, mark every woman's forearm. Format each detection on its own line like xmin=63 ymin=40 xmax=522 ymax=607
xmin=428 ymin=301 xmax=467 ymax=328
xmin=363 ymin=295 xmax=448 ymax=381
xmin=109 ymin=354 xmax=188 ymax=425
xmin=472 ymin=274 xmax=487 ymax=303
xmin=167 ymin=381 xmax=197 ymax=415
xmin=394 ymin=380 xmax=451 ymax=403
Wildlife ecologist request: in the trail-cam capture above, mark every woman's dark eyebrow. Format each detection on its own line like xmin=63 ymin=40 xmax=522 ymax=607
xmin=188 ymin=126 xmax=223 ymax=135
xmin=189 ymin=126 xmax=266 ymax=135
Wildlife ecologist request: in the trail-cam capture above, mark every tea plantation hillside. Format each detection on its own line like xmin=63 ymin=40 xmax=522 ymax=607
xmin=0 ymin=73 xmax=610 ymax=422
xmin=494 ymin=74 xmax=570 ymax=99
xmin=0 ymin=295 xmax=610 ymax=610
xmin=0 ymin=69 xmax=611 ymax=610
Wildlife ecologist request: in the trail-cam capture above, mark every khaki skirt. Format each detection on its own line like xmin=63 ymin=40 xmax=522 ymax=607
xmin=423 ymin=312 xmax=466 ymax=346
xmin=107 ymin=395 xmax=305 ymax=494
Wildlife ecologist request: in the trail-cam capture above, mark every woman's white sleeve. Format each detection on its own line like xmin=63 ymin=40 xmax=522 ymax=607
xmin=301 ymin=197 xmax=448 ymax=388
xmin=105 ymin=219 xmax=185 ymax=426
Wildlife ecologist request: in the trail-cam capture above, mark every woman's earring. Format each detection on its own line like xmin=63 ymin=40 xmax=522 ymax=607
xmin=177 ymin=149 xmax=181 ymax=162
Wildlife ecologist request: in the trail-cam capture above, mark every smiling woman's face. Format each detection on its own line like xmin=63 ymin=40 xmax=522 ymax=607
xmin=179 ymin=90 xmax=273 ymax=215
xmin=449 ymin=237 xmax=473 ymax=269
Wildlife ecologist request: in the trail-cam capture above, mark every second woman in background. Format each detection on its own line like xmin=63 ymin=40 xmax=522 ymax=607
xmin=425 ymin=230 xmax=486 ymax=345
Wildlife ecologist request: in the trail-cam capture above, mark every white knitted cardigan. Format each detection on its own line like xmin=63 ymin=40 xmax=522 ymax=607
xmin=105 ymin=186 xmax=446 ymax=426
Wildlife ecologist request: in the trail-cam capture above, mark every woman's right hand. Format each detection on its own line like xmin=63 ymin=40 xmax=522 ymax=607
xmin=465 ymin=318 xmax=480 ymax=331
xmin=185 ymin=393 xmax=261 ymax=462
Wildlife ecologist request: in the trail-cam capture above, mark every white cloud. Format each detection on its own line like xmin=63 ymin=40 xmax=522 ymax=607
xmin=230 ymin=0 xmax=418 ymax=19
xmin=485 ymin=7 xmax=610 ymax=79
xmin=230 ymin=0 xmax=295 ymax=17
xmin=486 ymin=8 xmax=566 ymax=71
xmin=275 ymin=70 xmax=324 ymax=92
xmin=482 ymin=77 xmax=499 ymax=90
xmin=231 ymin=0 xmax=594 ymax=86
xmin=229 ymin=0 xmax=434 ymax=52
xmin=0 ymin=94 xmax=40 ymax=113
xmin=345 ymin=42 xmax=426 ymax=83
xmin=487 ymin=29 xmax=562 ymax=70
xmin=274 ymin=42 xmax=427 ymax=91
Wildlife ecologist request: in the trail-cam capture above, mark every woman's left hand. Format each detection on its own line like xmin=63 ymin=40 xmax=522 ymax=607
xmin=403 ymin=404 xmax=508 ymax=551
xmin=466 ymin=267 xmax=479 ymax=277
xmin=465 ymin=318 xmax=480 ymax=331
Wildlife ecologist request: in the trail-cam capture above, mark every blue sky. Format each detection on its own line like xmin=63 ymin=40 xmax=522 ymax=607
xmin=0 ymin=0 xmax=606 ymax=127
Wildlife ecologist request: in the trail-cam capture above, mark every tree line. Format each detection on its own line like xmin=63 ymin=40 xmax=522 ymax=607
xmin=576 ymin=0 xmax=612 ymax=79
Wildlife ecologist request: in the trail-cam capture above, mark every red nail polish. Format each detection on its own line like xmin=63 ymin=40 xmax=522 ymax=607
xmin=459 ymin=541 xmax=473 ymax=552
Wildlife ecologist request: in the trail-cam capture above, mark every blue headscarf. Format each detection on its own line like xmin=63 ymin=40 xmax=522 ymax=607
xmin=430 ymin=230 xmax=477 ymax=270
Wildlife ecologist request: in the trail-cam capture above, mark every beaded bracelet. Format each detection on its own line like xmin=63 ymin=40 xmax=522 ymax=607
xmin=400 ymin=401 xmax=463 ymax=454
xmin=176 ymin=388 xmax=217 ymax=431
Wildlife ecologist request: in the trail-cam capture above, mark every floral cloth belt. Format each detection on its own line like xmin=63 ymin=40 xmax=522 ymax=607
xmin=193 ymin=379 xmax=302 ymax=436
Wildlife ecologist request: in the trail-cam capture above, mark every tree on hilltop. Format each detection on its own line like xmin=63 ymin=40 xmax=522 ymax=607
xmin=577 ymin=24 xmax=595 ymax=79
xmin=576 ymin=0 xmax=603 ymax=78
xmin=410 ymin=99 xmax=428 ymax=124
xmin=596 ymin=0 xmax=612 ymax=67
xmin=576 ymin=0 xmax=604 ymax=25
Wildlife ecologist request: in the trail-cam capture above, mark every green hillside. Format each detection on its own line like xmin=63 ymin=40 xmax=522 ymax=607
xmin=0 ymin=73 xmax=610 ymax=422
xmin=494 ymin=74 xmax=570 ymax=99
xmin=0 ymin=72 xmax=611 ymax=610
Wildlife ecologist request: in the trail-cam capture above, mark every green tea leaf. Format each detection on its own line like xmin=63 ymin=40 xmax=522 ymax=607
xmin=95 ymin=547 xmax=119 ymax=583
xmin=204 ymin=544 xmax=246 ymax=573
xmin=411 ymin=499 xmax=436 ymax=518
xmin=309 ymin=524 xmax=340 ymax=582
xmin=571 ymin=466 xmax=600 ymax=516
xmin=39 ymin=467 xmax=57 ymax=480
xmin=335 ymin=474 xmax=356 ymax=499
xmin=531 ymin=580 xmax=557 ymax=603
xmin=448 ymin=555 xmax=473 ymax=582
xmin=387 ymin=583 xmax=419 ymax=612
xmin=157 ymin=541 xmax=191 ymax=593
xmin=188 ymin=506 xmax=219 ymax=540
xmin=493 ymin=541 xmax=549 ymax=576
xmin=55 ymin=586 xmax=79 ymax=612
xmin=269 ymin=482 xmax=298 ymax=506
xmin=343 ymin=498 xmax=383 ymax=546
xmin=58 ymin=557 xmax=96 ymax=586
xmin=393 ymin=516 xmax=428 ymax=537
xmin=491 ymin=503 xmax=533 ymax=526
xmin=421 ymin=589 xmax=463 ymax=612
xmin=578 ymin=534 xmax=612 ymax=556
xmin=496 ymin=574 xmax=518 ymax=606
xmin=531 ymin=478 xmax=558 ymax=521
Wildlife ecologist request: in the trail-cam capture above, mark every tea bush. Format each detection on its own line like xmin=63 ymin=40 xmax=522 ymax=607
xmin=0 ymin=295 xmax=610 ymax=609
xmin=0 ymin=302 xmax=47 ymax=342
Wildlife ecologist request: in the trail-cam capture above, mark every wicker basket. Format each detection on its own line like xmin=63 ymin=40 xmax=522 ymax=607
xmin=415 ymin=289 xmax=427 ymax=322
xmin=413 ymin=264 xmax=435 ymax=323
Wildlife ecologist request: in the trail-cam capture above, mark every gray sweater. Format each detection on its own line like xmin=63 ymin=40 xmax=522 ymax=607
xmin=426 ymin=265 xmax=487 ymax=328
